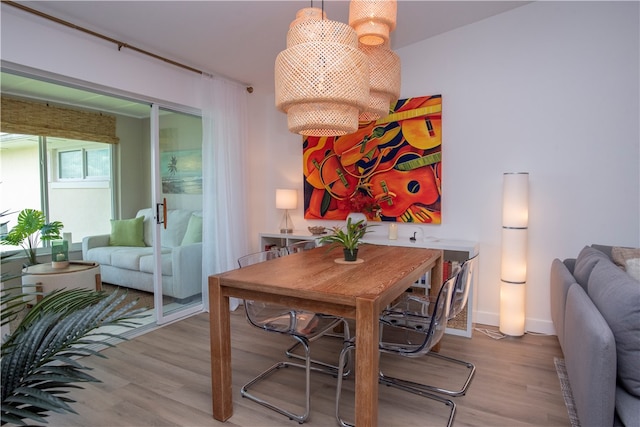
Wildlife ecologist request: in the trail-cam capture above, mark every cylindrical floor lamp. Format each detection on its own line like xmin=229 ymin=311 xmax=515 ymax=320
xmin=499 ymin=172 xmax=529 ymax=336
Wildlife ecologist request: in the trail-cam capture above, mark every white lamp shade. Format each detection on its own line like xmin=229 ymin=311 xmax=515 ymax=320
xmin=276 ymin=189 xmax=298 ymax=210
xmin=501 ymin=228 xmax=527 ymax=283
xmin=499 ymin=281 xmax=526 ymax=336
xmin=502 ymin=172 xmax=529 ymax=228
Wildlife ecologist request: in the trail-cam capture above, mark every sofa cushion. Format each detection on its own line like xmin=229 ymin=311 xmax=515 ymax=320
xmin=110 ymin=247 xmax=154 ymax=271
xmin=139 ymin=251 xmax=172 ymax=275
xmin=588 ymin=259 xmax=640 ymax=400
xmin=181 ymin=214 xmax=203 ymax=245
xmin=136 ymin=208 xmax=155 ymax=247
xmin=564 ymin=283 xmax=617 ymax=427
xmin=573 ymin=246 xmax=609 ymax=290
xmin=616 ymin=384 xmax=640 ymax=427
xmin=160 ymin=209 xmax=193 ymax=248
xmin=109 ymin=216 xmax=145 ymax=247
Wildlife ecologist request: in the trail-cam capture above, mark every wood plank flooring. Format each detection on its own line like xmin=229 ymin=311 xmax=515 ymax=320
xmin=46 ymin=311 xmax=570 ymax=426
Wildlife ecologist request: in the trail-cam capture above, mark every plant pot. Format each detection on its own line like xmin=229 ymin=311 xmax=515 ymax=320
xmin=343 ymin=248 xmax=359 ymax=262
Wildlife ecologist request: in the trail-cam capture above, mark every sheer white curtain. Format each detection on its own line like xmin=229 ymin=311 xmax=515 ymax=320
xmin=201 ymin=74 xmax=250 ymax=311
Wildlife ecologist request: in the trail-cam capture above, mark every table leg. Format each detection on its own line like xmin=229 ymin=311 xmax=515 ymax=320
xmin=209 ymin=276 xmax=233 ymax=421
xmin=95 ymin=273 xmax=102 ymax=291
xmin=355 ymin=297 xmax=379 ymax=427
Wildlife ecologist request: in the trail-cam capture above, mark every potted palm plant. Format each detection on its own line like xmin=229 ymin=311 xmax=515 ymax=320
xmin=0 ymin=209 xmax=63 ymax=266
xmin=1 ymin=286 xmax=142 ymax=425
xmin=319 ymin=218 xmax=372 ymax=261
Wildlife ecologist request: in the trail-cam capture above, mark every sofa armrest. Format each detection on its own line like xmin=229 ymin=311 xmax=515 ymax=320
xmin=564 ymin=283 xmax=616 ymax=427
xmin=550 ymin=258 xmax=578 ymax=351
xmin=82 ymin=234 xmax=110 ymax=258
xmin=170 ymin=242 xmax=203 ymax=300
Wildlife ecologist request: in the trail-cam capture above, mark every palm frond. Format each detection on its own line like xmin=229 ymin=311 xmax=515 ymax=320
xmin=1 ymin=288 xmax=140 ymax=425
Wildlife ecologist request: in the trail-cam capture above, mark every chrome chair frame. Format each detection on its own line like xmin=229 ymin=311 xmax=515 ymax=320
xmin=335 ymin=278 xmax=457 ymax=427
xmin=238 ymin=248 xmax=350 ymax=424
xmin=422 ymin=254 xmax=478 ymax=397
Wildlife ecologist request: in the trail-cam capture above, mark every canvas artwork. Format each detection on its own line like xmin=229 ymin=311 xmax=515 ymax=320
xmin=303 ymin=94 xmax=442 ymax=223
xmin=161 ymin=149 xmax=203 ymax=194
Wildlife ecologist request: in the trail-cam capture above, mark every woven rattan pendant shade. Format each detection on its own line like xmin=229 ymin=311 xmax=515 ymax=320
xmin=289 ymin=7 xmax=326 ymax=28
xmin=275 ymin=14 xmax=370 ymax=136
xmin=349 ymin=0 xmax=397 ymax=46
xmin=359 ymin=42 xmax=401 ymax=121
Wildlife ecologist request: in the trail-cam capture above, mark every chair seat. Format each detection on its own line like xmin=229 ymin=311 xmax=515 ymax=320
xmin=247 ymin=302 xmax=342 ymax=337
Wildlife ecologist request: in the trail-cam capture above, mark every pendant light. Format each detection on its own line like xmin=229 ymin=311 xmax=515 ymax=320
xmin=358 ymin=41 xmax=400 ymax=121
xmin=275 ymin=3 xmax=370 ymax=136
xmin=349 ymin=0 xmax=397 ymax=46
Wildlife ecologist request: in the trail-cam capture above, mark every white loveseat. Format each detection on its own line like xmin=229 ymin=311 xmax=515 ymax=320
xmin=82 ymin=208 xmax=202 ymax=300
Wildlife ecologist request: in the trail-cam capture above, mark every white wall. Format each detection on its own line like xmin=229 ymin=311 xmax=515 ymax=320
xmin=391 ymin=1 xmax=640 ymax=331
xmin=2 ymin=1 xmax=638 ymax=334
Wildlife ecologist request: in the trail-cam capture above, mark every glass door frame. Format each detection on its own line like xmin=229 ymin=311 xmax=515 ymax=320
xmin=150 ymin=104 xmax=204 ymax=325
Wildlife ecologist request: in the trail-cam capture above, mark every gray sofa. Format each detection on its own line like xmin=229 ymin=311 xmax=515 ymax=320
xmin=550 ymin=244 xmax=640 ymax=427
xmin=82 ymin=208 xmax=202 ymax=300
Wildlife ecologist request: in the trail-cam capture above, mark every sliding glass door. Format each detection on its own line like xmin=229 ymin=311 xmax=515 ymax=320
xmin=150 ymin=105 xmax=204 ymax=324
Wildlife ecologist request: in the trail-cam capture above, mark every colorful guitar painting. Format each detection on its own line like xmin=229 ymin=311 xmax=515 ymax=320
xmin=303 ymin=95 xmax=442 ymax=224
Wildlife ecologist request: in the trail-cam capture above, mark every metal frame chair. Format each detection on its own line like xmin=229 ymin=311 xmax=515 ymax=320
xmin=422 ymin=254 xmax=478 ymax=397
xmin=335 ymin=277 xmax=457 ymax=427
xmin=238 ymin=249 xmax=350 ymax=424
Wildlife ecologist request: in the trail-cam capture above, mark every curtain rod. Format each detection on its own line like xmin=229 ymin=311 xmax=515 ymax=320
xmin=4 ymin=1 xmax=254 ymax=94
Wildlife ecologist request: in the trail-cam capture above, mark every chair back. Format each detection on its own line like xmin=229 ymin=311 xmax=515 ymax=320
xmin=237 ymin=249 xmax=305 ymax=334
xmin=380 ymin=277 xmax=455 ymax=357
xmin=449 ymin=254 xmax=478 ymax=320
xmin=238 ymin=249 xmax=282 ymax=268
xmin=286 ymin=240 xmax=316 ymax=254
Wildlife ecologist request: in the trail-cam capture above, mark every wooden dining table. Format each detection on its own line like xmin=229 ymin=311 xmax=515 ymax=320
xmin=208 ymin=243 xmax=443 ymax=426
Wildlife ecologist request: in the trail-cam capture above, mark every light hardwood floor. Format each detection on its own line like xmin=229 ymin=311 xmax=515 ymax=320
xmin=46 ymin=311 xmax=570 ymax=427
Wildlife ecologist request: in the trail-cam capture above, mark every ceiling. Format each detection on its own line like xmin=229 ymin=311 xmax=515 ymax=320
xmin=2 ymin=1 xmax=529 ymax=116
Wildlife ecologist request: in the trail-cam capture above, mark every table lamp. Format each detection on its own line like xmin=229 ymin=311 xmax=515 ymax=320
xmin=276 ymin=189 xmax=297 ymax=234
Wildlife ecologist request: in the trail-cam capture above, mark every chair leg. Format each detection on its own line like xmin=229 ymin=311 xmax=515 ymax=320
xmin=379 ymin=374 xmax=457 ymax=427
xmin=335 ymin=341 xmax=354 ymax=427
xmin=336 ymin=342 xmax=457 ymax=427
xmin=241 ymin=335 xmax=312 ymax=423
xmin=423 ymin=352 xmax=476 ymax=396
xmin=286 ymin=319 xmax=351 ymax=377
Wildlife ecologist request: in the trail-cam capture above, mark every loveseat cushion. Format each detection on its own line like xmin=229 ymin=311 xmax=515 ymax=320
xmin=588 ymin=259 xmax=640 ymax=400
xmin=573 ymin=246 xmax=609 ymax=290
xmin=110 ymin=247 xmax=154 ymax=270
xmin=616 ymin=384 xmax=640 ymax=427
xmin=181 ymin=214 xmax=203 ymax=245
xmin=109 ymin=216 xmax=145 ymax=247
xmin=139 ymin=250 xmax=172 ymax=275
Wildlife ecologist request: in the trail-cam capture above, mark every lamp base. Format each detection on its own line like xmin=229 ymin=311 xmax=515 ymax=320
xmin=279 ymin=210 xmax=294 ymax=235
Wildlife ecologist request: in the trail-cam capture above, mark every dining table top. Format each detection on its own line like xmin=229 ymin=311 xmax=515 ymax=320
xmin=213 ymin=243 xmax=443 ymax=316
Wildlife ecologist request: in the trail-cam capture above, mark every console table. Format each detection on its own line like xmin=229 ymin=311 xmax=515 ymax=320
xmin=260 ymin=230 xmax=479 ymax=337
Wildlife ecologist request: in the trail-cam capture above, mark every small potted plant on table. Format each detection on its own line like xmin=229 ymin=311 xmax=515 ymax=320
xmin=319 ymin=218 xmax=372 ymax=262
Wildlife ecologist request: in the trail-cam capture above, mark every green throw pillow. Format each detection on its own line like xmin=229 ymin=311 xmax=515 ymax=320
xmin=181 ymin=214 xmax=202 ymax=245
xmin=109 ymin=216 xmax=145 ymax=247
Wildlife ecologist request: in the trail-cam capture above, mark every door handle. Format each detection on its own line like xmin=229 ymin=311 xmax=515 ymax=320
xmin=156 ymin=198 xmax=168 ymax=229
